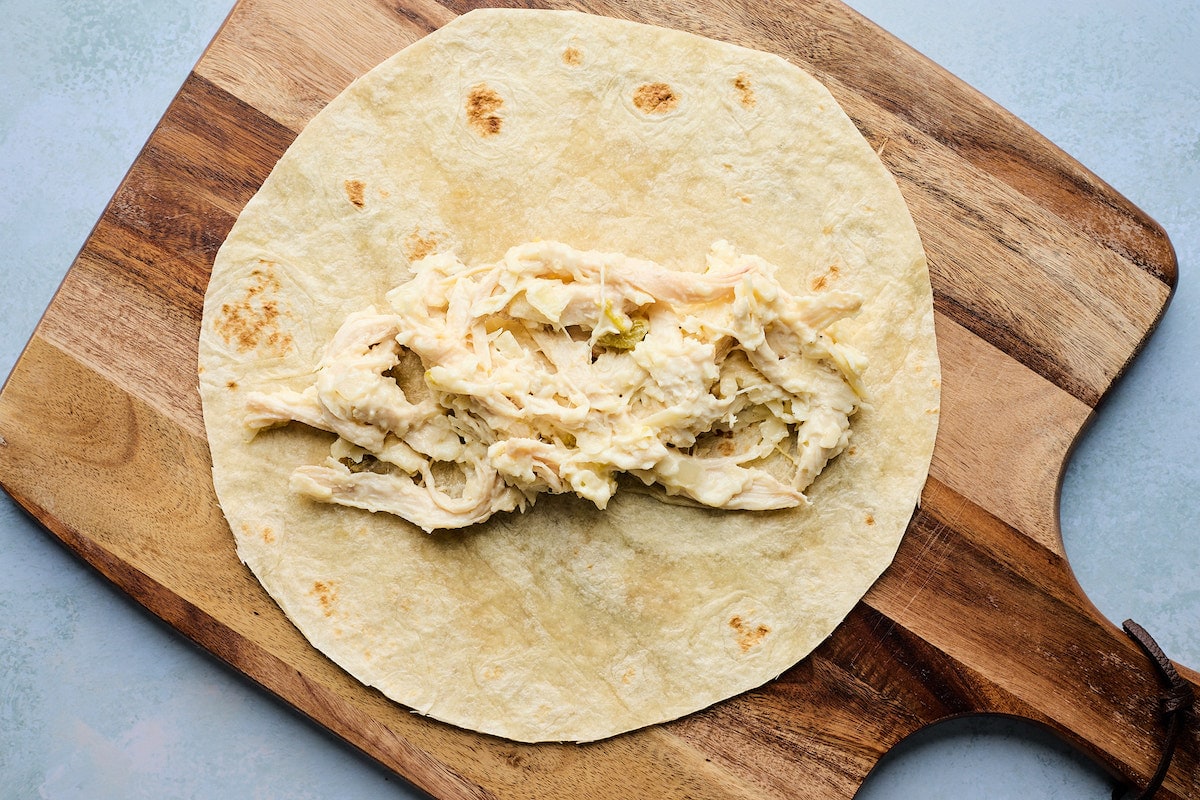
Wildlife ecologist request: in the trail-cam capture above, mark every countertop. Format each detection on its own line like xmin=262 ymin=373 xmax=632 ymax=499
xmin=2 ymin=1 xmax=1196 ymax=797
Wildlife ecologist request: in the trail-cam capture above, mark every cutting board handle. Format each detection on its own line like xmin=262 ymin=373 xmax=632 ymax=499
xmin=852 ymin=477 xmax=1200 ymax=799
xmin=1111 ymin=619 xmax=1197 ymax=799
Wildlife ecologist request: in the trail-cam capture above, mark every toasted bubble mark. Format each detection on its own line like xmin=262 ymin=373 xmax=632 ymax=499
xmin=810 ymin=264 xmax=841 ymax=291
xmin=213 ymin=264 xmax=294 ymax=356
xmin=403 ymin=230 xmax=442 ymax=262
xmin=466 ymin=84 xmax=504 ymax=136
xmin=729 ymin=615 xmax=770 ymax=652
xmin=562 ymin=46 xmax=582 ymax=66
xmin=311 ymin=580 xmax=338 ymax=617
xmin=261 ymin=526 xmax=275 ymax=543
xmin=633 ymin=82 xmax=678 ymax=114
xmin=733 ymin=72 xmax=756 ymax=108
xmin=344 ymin=179 xmax=365 ymax=208
xmin=387 ymin=586 xmax=413 ymax=613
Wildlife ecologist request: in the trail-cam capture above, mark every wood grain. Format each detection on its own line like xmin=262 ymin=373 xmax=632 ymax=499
xmin=1 ymin=1 xmax=1195 ymax=798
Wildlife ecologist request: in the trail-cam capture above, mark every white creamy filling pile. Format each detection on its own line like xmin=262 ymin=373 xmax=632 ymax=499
xmin=244 ymin=241 xmax=867 ymax=532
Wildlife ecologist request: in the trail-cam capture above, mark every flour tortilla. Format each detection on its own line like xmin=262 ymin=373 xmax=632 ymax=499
xmin=198 ymin=9 xmax=940 ymax=743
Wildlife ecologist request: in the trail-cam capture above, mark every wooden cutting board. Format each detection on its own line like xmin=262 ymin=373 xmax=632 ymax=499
xmin=1 ymin=0 xmax=1195 ymax=797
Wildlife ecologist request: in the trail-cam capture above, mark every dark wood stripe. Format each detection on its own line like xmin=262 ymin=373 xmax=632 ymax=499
xmin=378 ymin=0 xmax=457 ymax=33
xmin=929 ymin=286 xmax=1112 ymax=408
xmin=66 ymin=70 xmax=294 ymax=311
xmin=112 ymin=70 xmax=297 ymax=265
xmin=740 ymin=0 xmax=1177 ymax=286
xmin=33 ymin=72 xmax=296 ymax=428
xmin=866 ymin=85 xmax=1177 ymax=287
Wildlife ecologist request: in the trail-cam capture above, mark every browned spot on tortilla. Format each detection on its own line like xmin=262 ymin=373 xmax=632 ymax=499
xmin=467 ymin=84 xmax=504 ymax=136
xmin=226 ymin=380 xmax=238 ymax=390
xmin=213 ymin=266 xmax=294 ymax=356
xmin=261 ymin=526 xmax=275 ymax=543
xmin=633 ymin=82 xmax=678 ymax=114
xmin=739 ymin=194 xmax=752 ymax=204
xmin=344 ymin=179 xmax=365 ymax=208
xmin=311 ymin=580 xmax=338 ymax=617
xmin=482 ymin=665 xmax=504 ymax=681
xmin=391 ymin=593 xmax=412 ymax=613
xmin=377 ymin=187 xmax=391 ymax=199
xmin=729 ymin=615 xmax=770 ymax=652
xmin=562 ymin=46 xmax=582 ymax=66
xmin=865 ymin=514 xmax=876 ymax=526
xmin=403 ymin=230 xmax=442 ymax=263
xmin=847 ymin=445 xmax=858 ymax=457
xmin=733 ymin=72 xmax=756 ymax=108
xmin=621 ymin=667 xmax=636 ymax=684
xmin=810 ymin=264 xmax=841 ymax=291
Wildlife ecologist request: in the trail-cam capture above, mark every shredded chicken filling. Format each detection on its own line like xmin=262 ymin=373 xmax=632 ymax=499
xmin=245 ymin=240 xmax=867 ymax=531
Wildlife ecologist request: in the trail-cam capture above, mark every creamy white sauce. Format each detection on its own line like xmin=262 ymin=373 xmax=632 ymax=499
xmin=245 ymin=241 xmax=866 ymax=531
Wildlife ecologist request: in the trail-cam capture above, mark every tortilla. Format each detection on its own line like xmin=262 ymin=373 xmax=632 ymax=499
xmin=198 ymin=8 xmax=940 ymax=743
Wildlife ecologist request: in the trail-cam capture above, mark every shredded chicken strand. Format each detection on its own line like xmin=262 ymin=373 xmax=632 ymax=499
xmin=244 ymin=240 xmax=867 ymax=531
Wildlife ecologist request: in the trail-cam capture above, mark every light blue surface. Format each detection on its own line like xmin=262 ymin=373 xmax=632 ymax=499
xmin=1 ymin=2 xmax=1196 ymax=798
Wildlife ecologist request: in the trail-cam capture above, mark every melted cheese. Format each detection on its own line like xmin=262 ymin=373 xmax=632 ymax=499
xmin=245 ymin=241 xmax=866 ymax=531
